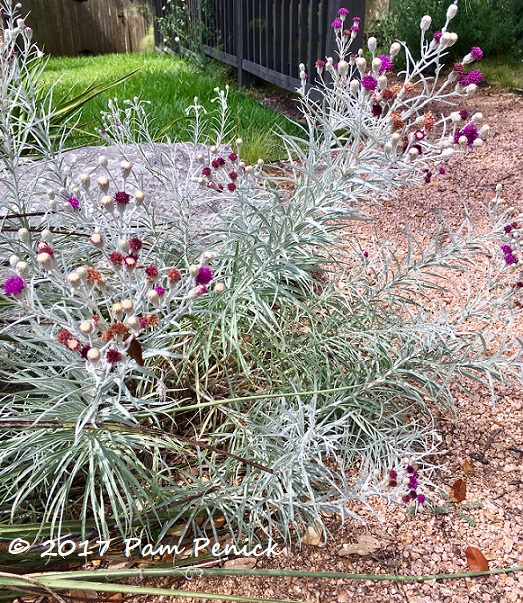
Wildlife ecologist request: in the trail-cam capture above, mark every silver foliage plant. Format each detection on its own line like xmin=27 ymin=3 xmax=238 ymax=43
xmin=0 ymin=0 xmax=522 ymax=546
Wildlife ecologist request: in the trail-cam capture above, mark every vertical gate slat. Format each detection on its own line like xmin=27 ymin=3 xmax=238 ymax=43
xmin=274 ymin=0 xmax=282 ymax=74
xmin=298 ymin=0 xmax=308 ymax=74
xmin=308 ymin=0 xmax=320 ymax=77
xmin=289 ymin=0 xmax=299 ymax=78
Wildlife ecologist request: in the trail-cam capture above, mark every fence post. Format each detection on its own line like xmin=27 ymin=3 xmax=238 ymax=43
xmin=235 ymin=0 xmax=252 ymax=88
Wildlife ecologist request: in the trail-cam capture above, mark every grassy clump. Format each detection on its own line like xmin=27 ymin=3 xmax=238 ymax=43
xmin=41 ymin=53 xmax=301 ymax=162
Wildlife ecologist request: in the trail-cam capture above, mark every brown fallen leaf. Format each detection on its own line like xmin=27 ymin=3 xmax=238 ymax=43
xmin=449 ymin=478 xmax=467 ymax=503
xmin=463 ymin=459 xmax=475 ymax=475
xmin=301 ymin=523 xmax=322 ymax=546
xmin=338 ymin=534 xmax=381 ymax=557
xmin=466 ymin=546 xmax=489 ymax=571
xmin=128 ymin=337 xmax=144 ymax=366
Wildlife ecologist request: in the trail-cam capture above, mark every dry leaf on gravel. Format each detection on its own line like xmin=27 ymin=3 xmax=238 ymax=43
xmin=465 ymin=546 xmax=489 ymax=571
xmin=338 ymin=534 xmax=381 ymax=557
xmin=301 ymin=524 xmax=322 ymax=546
xmin=463 ymin=459 xmax=475 ymax=474
xmin=449 ymin=478 xmax=467 ymax=502
xmin=223 ymin=557 xmax=257 ymax=569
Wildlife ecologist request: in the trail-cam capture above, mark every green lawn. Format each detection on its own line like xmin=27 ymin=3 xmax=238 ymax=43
xmin=42 ymin=53 xmax=302 ymax=163
xmin=479 ymin=57 xmax=523 ymax=90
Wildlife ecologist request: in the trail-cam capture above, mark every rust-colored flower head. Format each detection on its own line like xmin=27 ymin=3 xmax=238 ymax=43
xmin=423 ymin=111 xmax=435 ymax=132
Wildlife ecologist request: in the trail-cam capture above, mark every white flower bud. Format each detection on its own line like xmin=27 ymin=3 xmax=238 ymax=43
xmin=41 ymin=229 xmax=53 ymax=242
xmin=47 ymin=189 xmax=55 ymax=200
xmin=446 ymin=2 xmax=458 ymax=21
xmin=420 ymin=15 xmax=432 ymax=31
xmin=90 ymin=233 xmax=103 ymax=248
xmin=98 ymin=155 xmax=108 ymax=167
xmin=299 ymin=63 xmax=306 ymax=72
xmin=384 ymin=141 xmax=393 ymax=154
xmin=356 ymin=57 xmax=367 ymax=73
xmin=134 ymin=191 xmax=144 ymax=206
xmin=378 ymin=75 xmax=388 ymax=90
xmin=448 ymin=33 xmax=458 ymax=46
xmin=471 ymin=112 xmax=483 ymax=122
xmin=349 ymin=79 xmax=360 ymax=96
xmin=473 ymin=138 xmax=483 ymax=147
xmin=120 ymin=161 xmax=132 ymax=176
xmin=101 ymin=195 xmax=114 ymax=211
xmin=257 ymin=158 xmax=264 ymax=166
xmin=214 ymin=282 xmax=226 ymax=293
xmin=235 ymin=138 xmax=243 ymax=147
xmin=49 ymin=199 xmax=57 ymax=210
xmin=121 ymin=299 xmax=134 ymax=313
xmin=210 ymin=145 xmax=218 ymax=153
xmin=188 ymin=285 xmax=206 ymax=298
xmin=391 ymin=133 xmax=402 ymax=143
xmin=68 ymin=272 xmax=81 ymax=288
xmin=441 ymin=32 xmax=453 ymax=46
xmin=18 ymin=228 xmax=30 ymax=242
xmin=15 ymin=261 xmax=28 ymax=277
xmin=119 ymin=239 xmax=130 ymax=253
xmin=189 ymin=264 xmax=199 ymax=277
xmin=76 ymin=266 xmax=88 ymax=280
xmin=372 ymin=57 xmax=382 ymax=73
xmin=367 ymin=37 xmax=377 ymax=53
xmin=479 ymin=124 xmax=490 ymax=137
xmin=9 ymin=255 xmax=20 ymax=267
xmin=112 ymin=302 xmax=123 ymax=315
xmin=450 ymin=111 xmax=462 ymax=123
xmin=466 ymin=83 xmax=477 ymax=95
xmin=147 ymin=289 xmax=160 ymax=305
xmin=338 ymin=60 xmax=349 ymax=76
xmin=200 ymin=251 xmax=214 ymax=265
xmin=79 ymin=173 xmax=90 ymax=188
xmin=458 ymin=135 xmax=468 ymax=145
xmin=127 ymin=316 xmax=141 ymax=330
xmin=98 ymin=176 xmax=110 ymax=192
xmin=245 ymin=165 xmax=254 ymax=174
xmin=87 ymin=348 xmax=100 ymax=363
xmin=390 ymin=42 xmax=401 ymax=58
xmin=80 ymin=321 xmax=94 ymax=334
xmin=462 ymin=53 xmax=475 ymax=65
xmin=409 ymin=147 xmax=420 ymax=158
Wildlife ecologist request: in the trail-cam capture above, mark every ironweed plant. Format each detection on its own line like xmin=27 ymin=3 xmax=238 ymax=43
xmin=0 ymin=0 xmax=522 ymax=548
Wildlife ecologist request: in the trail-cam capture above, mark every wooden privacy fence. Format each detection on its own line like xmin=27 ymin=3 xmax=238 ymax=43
xmin=22 ymin=0 xmax=155 ymax=56
xmin=154 ymin=0 xmax=366 ymax=92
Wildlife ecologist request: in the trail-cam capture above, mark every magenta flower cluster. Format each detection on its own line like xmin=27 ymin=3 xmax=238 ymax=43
xmin=453 ymin=123 xmax=479 ymax=145
xmin=3 ymin=275 xmax=25 ymax=296
xmin=458 ymin=70 xmax=483 ymax=86
xmin=388 ymin=466 xmax=425 ymax=505
xmin=195 ymin=267 xmax=213 ymax=286
xmin=331 ymin=18 xmax=343 ymax=29
xmin=361 ymin=76 xmax=378 ymax=91
xmin=377 ymin=54 xmax=394 ymax=73
xmin=501 ymin=244 xmax=518 ymax=265
xmin=470 ymin=46 xmax=483 ymax=61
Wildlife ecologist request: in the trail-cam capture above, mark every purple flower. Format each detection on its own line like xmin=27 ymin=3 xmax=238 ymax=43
xmin=363 ymin=251 xmax=369 ymax=258
xmin=155 ymin=285 xmax=166 ymax=296
xmin=66 ymin=196 xmax=80 ymax=209
xmin=338 ymin=8 xmax=349 ymax=16
xmin=361 ymin=76 xmax=378 ymax=91
xmin=202 ymin=167 xmax=212 ymax=176
xmin=433 ymin=31 xmax=442 ymax=42
xmin=114 ymin=191 xmax=130 ymax=206
xmin=504 ymin=225 xmax=513 ymax=233
xmin=454 ymin=123 xmax=479 ymax=145
xmin=315 ymin=59 xmax=326 ymax=69
xmin=439 ymin=167 xmax=446 ymax=175
xmin=350 ymin=25 xmax=360 ymax=33
xmin=80 ymin=345 xmax=92 ymax=359
xmin=331 ymin=18 xmax=343 ymax=29
xmin=459 ymin=108 xmax=469 ymax=121
xmin=388 ymin=469 xmax=397 ymax=478
xmin=470 ymin=46 xmax=483 ymax=61
xmin=501 ymin=245 xmax=513 ymax=254
xmin=416 ymin=493 xmax=426 ymax=504
xmin=3 ymin=275 xmax=25 ymax=296
xmin=371 ymin=103 xmax=383 ymax=117
xmin=424 ymin=171 xmax=432 ymax=183
xmin=458 ymin=70 xmax=483 ymax=86
xmin=352 ymin=17 xmax=361 ymax=23
xmin=377 ymin=54 xmax=394 ymax=73
xmin=505 ymin=253 xmax=518 ymax=265
xmin=195 ymin=266 xmax=214 ymax=286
